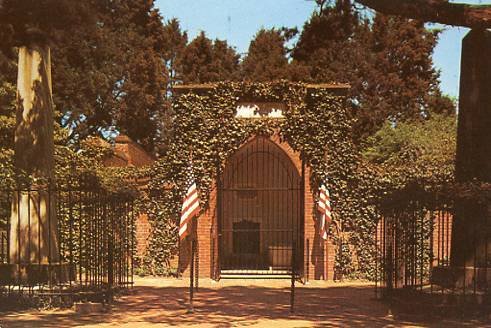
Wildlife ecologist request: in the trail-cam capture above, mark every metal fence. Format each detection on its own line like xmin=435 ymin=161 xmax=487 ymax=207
xmin=0 ymin=188 xmax=135 ymax=307
xmin=375 ymin=199 xmax=490 ymax=317
xmin=0 ymin=228 xmax=7 ymax=264
xmin=215 ymin=136 xmax=303 ymax=278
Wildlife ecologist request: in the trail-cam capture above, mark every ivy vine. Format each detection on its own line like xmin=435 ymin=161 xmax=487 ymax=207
xmin=142 ymin=81 xmax=379 ymax=279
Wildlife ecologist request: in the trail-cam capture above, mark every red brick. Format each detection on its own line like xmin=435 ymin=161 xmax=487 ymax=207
xmin=180 ymin=133 xmax=335 ymax=280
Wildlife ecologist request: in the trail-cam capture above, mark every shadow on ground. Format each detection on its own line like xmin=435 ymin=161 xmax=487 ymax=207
xmin=0 ymin=279 xmax=487 ymax=327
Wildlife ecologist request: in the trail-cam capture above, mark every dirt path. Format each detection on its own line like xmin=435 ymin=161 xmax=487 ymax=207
xmin=0 ymin=277 xmax=486 ymax=327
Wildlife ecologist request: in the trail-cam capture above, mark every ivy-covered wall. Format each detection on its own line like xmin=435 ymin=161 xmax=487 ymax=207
xmin=141 ymin=81 xmax=382 ymax=279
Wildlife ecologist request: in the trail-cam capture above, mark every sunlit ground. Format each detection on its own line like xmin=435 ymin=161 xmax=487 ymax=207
xmin=0 ymin=277 xmax=486 ymax=327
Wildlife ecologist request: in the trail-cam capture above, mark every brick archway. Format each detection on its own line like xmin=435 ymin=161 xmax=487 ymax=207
xmin=180 ymin=132 xmax=335 ymax=281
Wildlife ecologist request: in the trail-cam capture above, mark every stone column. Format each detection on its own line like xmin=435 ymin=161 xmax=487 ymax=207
xmin=9 ymin=44 xmax=58 ymax=264
xmin=451 ymin=29 xmax=491 ymax=275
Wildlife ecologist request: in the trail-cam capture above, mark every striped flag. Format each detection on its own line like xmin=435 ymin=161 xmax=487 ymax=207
xmin=317 ymin=183 xmax=332 ymax=240
xmin=179 ymin=178 xmax=201 ymax=240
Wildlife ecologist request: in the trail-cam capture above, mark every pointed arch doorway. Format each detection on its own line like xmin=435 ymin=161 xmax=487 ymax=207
xmin=218 ymin=136 xmax=304 ymax=276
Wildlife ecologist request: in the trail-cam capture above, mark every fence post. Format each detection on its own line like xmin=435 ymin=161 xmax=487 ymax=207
xmin=306 ymin=238 xmax=309 ymax=284
xmin=375 ymin=218 xmax=378 ymax=299
xmin=290 ymin=240 xmax=296 ymax=314
xmin=107 ymin=203 xmax=114 ymax=304
xmin=386 ymin=216 xmax=394 ymax=317
xmin=195 ymin=225 xmax=199 ymax=292
xmin=188 ymin=238 xmax=195 ymax=313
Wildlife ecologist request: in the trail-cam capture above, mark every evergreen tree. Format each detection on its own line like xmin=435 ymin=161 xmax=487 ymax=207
xmin=293 ymin=1 xmax=454 ymax=138
xmin=241 ymin=28 xmax=290 ymax=82
xmin=162 ymin=19 xmax=188 ymax=88
xmin=155 ymin=18 xmax=188 ymax=156
xmin=179 ymin=32 xmax=240 ymax=83
xmin=365 ymin=13 xmax=454 ymax=126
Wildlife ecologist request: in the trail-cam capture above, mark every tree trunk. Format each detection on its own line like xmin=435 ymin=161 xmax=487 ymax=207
xmin=356 ymin=0 xmax=491 ymax=29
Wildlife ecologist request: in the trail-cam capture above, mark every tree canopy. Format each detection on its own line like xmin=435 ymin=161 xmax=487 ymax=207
xmin=50 ymin=0 xmax=168 ymax=151
xmin=0 ymin=0 xmax=457 ymax=153
xmin=293 ymin=1 xmax=454 ymax=138
xmin=0 ymin=0 xmax=93 ymax=50
xmin=241 ymin=28 xmax=291 ymax=81
xmin=363 ymin=114 xmax=456 ymax=187
xmin=179 ymin=31 xmax=240 ymax=84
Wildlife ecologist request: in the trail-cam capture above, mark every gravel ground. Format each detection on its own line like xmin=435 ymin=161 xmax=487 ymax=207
xmin=0 ymin=277 xmax=488 ymax=327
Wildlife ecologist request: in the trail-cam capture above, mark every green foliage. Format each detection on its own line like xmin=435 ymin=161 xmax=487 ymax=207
xmin=0 ymin=0 xmax=93 ymax=49
xmin=51 ymin=0 xmax=167 ymax=152
xmin=0 ymin=51 xmax=16 ymax=173
xmin=335 ymin=239 xmax=356 ymax=278
xmin=141 ymin=81 xmax=382 ymax=277
xmin=363 ymin=114 xmax=457 ymax=191
xmin=0 ymin=73 xmax=15 ymax=189
xmin=241 ymin=28 xmax=291 ymax=81
xmin=137 ymin=188 xmax=180 ymax=275
xmin=292 ymin=2 xmax=455 ymax=139
xmin=2 ymin=0 xmax=168 ymax=151
xmin=179 ymin=31 xmax=241 ymax=84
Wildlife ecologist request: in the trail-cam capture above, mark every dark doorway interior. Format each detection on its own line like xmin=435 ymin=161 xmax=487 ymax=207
xmin=218 ymin=137 xmax=303 ymax=275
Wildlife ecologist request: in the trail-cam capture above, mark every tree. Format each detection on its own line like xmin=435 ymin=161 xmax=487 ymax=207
xmin=179 ymin=32 xmax=240 ymax=83
xmin=241 ymin=28 xmax=291 ymax=81
xmin=362 ymin=113 xmax=456 ymax=192
xmin=1 ymin=1 xmax=172 ymax=153
xmin=0 ymin=0 xmax=93 ymax=49
xmin=293 ymin=0 xmax=454 ymax=137
xmin=0 ymin=0 xmax=96 ymax=159
xmin=364 ymin=13 xmax=453 ymax=124
xmin=162 ymin=19 xmax=188 ymax=88
xmin=293 ymin=1 xmax=377 ymax=136
xmin=0 ymin=54 xmax=16 ymax=187
xmin=51 ymin=0 xmax=168 ymax=151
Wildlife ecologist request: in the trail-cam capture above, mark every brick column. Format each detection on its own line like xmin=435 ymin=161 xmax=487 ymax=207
xmin=303 ymin=165 xmax=335 ymax=281
xmin=180 ymin=184 xmax=216 ymax=278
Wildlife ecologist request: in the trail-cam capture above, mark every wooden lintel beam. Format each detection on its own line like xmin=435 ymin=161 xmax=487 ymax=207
xmin=172 ymin=83 xmax=351 ymax=92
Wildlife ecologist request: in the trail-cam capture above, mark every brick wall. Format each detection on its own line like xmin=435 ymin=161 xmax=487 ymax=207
xmin=102 ymin=134 xmax=156 ymax=261
xmin=106 ymin=133 xmax=337 ymax=280
xmin=103 ymin=134 xmax=155 ymax=168
xmin=432 ymin=211 xmax=453 ymax=266
xmin=135 ymin=213 xmax=152 ymax=258
xmin=180 ymin=133 xmax=335 ymax=280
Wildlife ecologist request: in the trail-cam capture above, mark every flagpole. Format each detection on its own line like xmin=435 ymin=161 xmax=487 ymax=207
xmin=179 ymin=148 xmax=201 ymax=313
xmin=188 ymin=237 xmax=195 ymax=313
xmin=177 ymin=219 xmax=182 ymax=279
xmin=189 ymin=149 xmax=199 ymax=292
xmin=194 ymin=218 xmax=199 ymax=292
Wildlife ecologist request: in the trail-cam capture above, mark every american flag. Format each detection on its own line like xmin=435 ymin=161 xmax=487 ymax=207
xmin=317 ymin=183 xmax=332 ymax=240
xmin=179 ymin=178 xmax=201 ymax=240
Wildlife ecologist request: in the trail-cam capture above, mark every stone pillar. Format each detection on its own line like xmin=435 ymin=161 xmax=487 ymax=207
xmin=451 ymin=29 xmax=491 ymax=273
xmin=9 ymin=44 xmax=58 ymax=264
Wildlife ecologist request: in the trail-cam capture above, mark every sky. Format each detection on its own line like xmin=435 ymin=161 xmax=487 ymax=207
xmin=155 ymin=0 xmax=490 ymax=98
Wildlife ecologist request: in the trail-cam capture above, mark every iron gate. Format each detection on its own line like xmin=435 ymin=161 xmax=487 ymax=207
xmin=217 ymin=137 xmax=303 ymax=276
